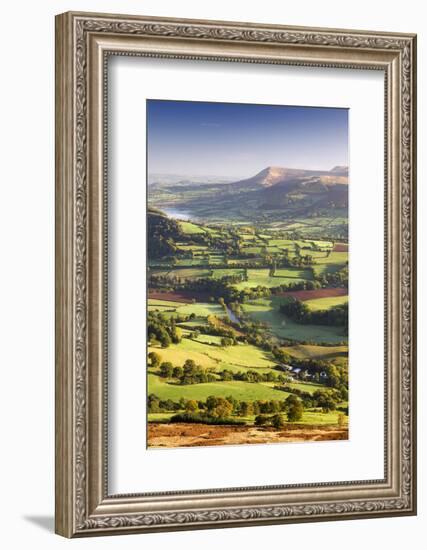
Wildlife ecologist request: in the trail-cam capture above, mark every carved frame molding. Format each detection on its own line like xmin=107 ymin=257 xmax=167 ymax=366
xmin=55 ymin=12 xmax=416 ymax=537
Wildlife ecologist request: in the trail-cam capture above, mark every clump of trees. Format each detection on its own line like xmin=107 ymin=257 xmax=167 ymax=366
xmin=218 ymin=368 xmax=288 ymax=384
xmin=254 ymin=396 xmax=304 ymax=427
xmin=147 ymin=312 xmax=182 ymax=347
xmin=179 ymin=359 xmax=217 ymax=385
xmin=220 ymin=337 xmax=235 ymax=347
xmin=285 ymin=394 xmax=304 ymax=421
xmin=194 ymin=317 xmax=236 ymax=340
xmin=275 ymin=385 xmax=342 ymax=412
xmin=171 ymin=396 xmax=239 ymax=425
xmin=255 ymin=412 xmax=293 ymax=429
xmin=147 ymin=393 xmax=183 ymax=413
xmin=318 ymin=266 xmax=348 ymax=288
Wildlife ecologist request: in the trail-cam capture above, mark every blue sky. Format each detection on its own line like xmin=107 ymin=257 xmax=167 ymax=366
xmin=147 ymin=100 xmax=348 ymax=178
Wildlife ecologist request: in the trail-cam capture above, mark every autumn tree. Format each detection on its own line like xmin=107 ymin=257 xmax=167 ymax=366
xmin=185 ymin=400 xmax=199 ymax=413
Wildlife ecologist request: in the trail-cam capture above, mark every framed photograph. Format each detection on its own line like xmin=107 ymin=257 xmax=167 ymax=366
xmin=55 ymin=11 xmax=417 ymax=537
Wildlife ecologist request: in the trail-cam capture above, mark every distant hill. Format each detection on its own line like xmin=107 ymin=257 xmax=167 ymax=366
xmin=330 ymin=166 xmax=349 ymax=176
xmin=226 ymin=165 xmax=348 ymax=211
xmin=230 ymin=166 xmax=339 ymax=190
xmin=148 ymin=165 xmax=349 ymax=223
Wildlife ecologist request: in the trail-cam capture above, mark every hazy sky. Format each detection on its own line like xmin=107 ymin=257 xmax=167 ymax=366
xmin=147 ymin=100 xmax=348 ymax=179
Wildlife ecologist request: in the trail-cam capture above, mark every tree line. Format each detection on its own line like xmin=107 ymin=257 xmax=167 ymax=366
xmin=148 ymin=393 xmax=312 ymax=425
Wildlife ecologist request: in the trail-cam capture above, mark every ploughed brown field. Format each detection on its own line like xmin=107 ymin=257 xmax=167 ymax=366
xmin=148 ymin=423 xmax=349 ymax=448
xmin=333 ymin=243 xmax=348 ymax=252
xmin=148 ymin=291 xmax=192 ymax=303
xmin=278 ymin=287 xmax=348 ymax=301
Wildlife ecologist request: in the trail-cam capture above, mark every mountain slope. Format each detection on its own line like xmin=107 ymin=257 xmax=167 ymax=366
xmin=227 ymin=165 xmax=348 ymax=211
xmin=231 ymin=166 xmax=337 ymax=191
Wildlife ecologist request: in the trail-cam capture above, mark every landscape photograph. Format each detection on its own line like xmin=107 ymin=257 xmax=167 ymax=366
xmin=146 ymin=99 xmax=349 ymax=448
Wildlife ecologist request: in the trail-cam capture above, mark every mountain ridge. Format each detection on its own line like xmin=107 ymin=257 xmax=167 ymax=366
xmin=230 ymin=165 xmax=348 ymax=190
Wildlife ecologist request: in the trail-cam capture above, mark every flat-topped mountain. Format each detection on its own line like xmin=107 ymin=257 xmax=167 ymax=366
xmin=224 ymin=165 xmax=348 ymax=210
xmin=231 ymin=166 xmax=343 ymax=189
xmin=230 ymin=165 xmax=348 ymax=190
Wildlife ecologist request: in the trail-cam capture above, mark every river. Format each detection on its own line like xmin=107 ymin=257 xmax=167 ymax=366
xmin=226 ymin=306 xmax=241 ymax=325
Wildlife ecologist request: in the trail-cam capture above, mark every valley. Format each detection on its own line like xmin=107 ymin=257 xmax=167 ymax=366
xmin=147 ymin=165 xmax=349 ymax=448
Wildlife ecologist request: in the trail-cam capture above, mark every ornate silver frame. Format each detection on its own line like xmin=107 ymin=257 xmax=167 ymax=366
xmin=55 ymin=11 xmax=417 ymax=537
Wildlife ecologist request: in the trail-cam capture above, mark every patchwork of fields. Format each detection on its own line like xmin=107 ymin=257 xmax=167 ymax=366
xmin=147 ymin=208 xmax=349 ymax=447
xmin=144 ymin=99 xmax=352 ymax=448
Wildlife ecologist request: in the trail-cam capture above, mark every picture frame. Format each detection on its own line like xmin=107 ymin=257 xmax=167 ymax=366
xmin=55 ymin=11 xmax=417 ymax=537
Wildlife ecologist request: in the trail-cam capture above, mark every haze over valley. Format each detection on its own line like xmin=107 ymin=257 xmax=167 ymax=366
xmin=148 ymin=164 xmax=349 ymax=240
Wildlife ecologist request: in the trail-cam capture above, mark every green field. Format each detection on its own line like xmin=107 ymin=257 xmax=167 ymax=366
xmin=241 ymin=246 xmax=263 ymax=255
xmin=179 ymin=221 xmax=206 ymax=234
xmin=282 ymin=343 xmax=348 ymax=361
xmin=234 ymin=268 xmax=312 ymax=290
xmin=148 ymin=298 xmax=226 ymax=324
xmin=273 ymin=267 xmax=312 ymax=278
xmin=242 ymin=298 xmax=347 ymax=343
xmin=211 ymin=268 xmax=244 ymax=279
xmin=308 ymin=250 xmax=331 ymax=259
xmin=313 ymin=251 xmax=348 ymax=275
xmin=157 ymin=268 xmax=211 ymax=280
xmin=209 ymin=255 xmax=225 ymax=265
xmin=316 ymin=251 xmax=348 ymax=264
xmin=175 ymin=243 xmax=207 ymax=251
xmin=174 ymin=258 xmax=207 ymax=266
xmin=148 ymin=339 xmax=277 ymax=373
xmin=177 ymin=302 xmax=226 ymax=317
xmin=268 ymin=239 xmax=296 ymax=247
xmin=295 ymin=409 xmax=348 ymax=425
xmin=307 ymin=240 xmax=333 ymax=249
xmin=286 ymin=381 xmax=325 ymax=394
xmin=148 ymin=373 xmax=291 ymax=401
xmin=192 ymin=334 xmax=223 ymax=345
xmin=148 ymin=300 xmax=227 ymax=321
xmin=304 ymin=295 xmax=348 ymax=311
